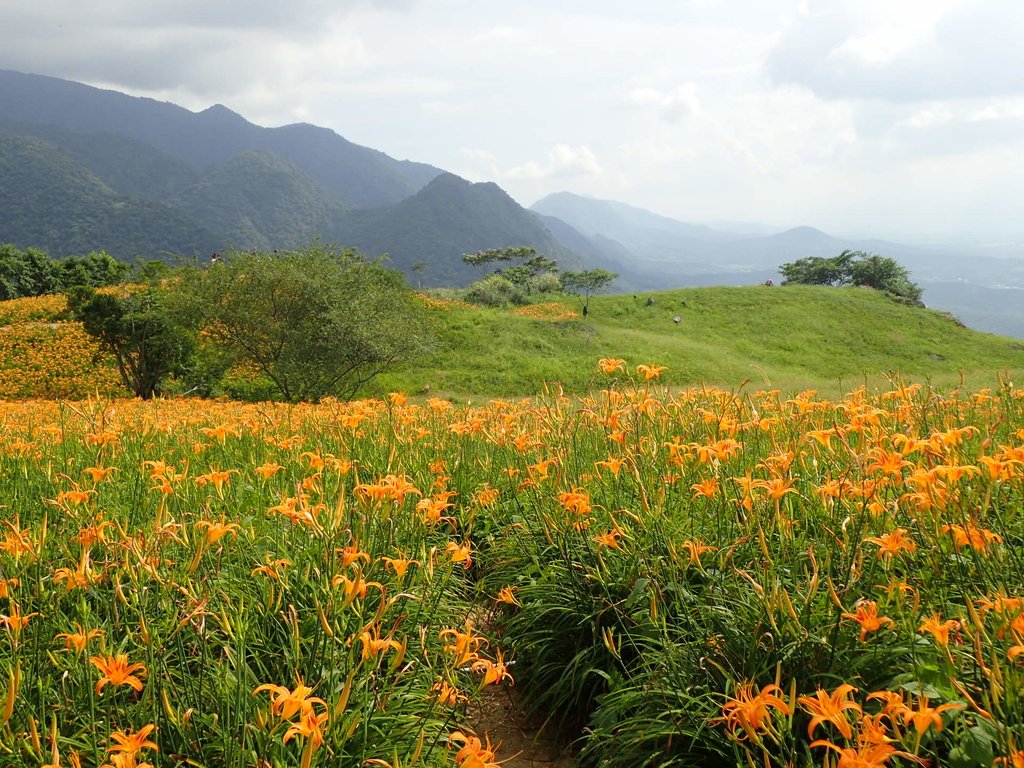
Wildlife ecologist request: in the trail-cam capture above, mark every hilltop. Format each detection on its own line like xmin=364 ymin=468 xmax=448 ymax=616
xmin=374 ymin=285 xmax=1024 ymax=397
xmin=4 ymin=285 xmax=1019 ymax=401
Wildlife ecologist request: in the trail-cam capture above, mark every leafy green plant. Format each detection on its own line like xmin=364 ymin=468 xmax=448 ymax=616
xmin=67 ymin=285 xmax=194 ymax=398
xmin=174 ymin=243 xmax=433 ymax=402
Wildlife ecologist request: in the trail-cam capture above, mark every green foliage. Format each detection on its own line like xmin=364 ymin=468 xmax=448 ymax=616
xmin=463 ymin=274 xmax=528 ymax=307
xmin=373 ymin=285 xmax=1024 ymax=398
xmin=780 ymin=250 xmax=923 ymax=303
xmin=0 ymin=135 xmax=220 ymax=259
xmin=463 ymin=246 xmax=564 ymax=305
xmin=67 ymin=285 xmax=194 ymax=399
xmin=0 ymin=243 xmax=60 ymax=299
xmin=463 ymin=246 xmax=559 ymax=286
xmin=0 ymin=243 xmax=129 ymax=300
xmin=176 ymin=244 xmax=432 ymax=402
xmin=59 ymin=251 xmax=132 ymax=289
xmin=560 ymin=268 xmax=618 ymax=316
xmin=175 ymin=150 xmax=348 ymax=250
xmin=847 ymin=252 xmax=924 ymax=303
xmin=778 ymin=253 xmax=853 ymax=286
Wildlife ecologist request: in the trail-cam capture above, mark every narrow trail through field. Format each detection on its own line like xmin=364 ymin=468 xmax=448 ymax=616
xmin=467 ymin=686 xmax=576 ymax=767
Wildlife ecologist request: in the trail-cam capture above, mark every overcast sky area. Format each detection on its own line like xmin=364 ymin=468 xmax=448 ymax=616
xmin=2 ymin=0 xmax=1023 ymax=244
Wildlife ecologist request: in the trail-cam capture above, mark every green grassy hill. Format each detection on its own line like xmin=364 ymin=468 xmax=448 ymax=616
xmin=0 ymin=284 xmax=1020 ymax=401
xmin=372 ymin=285 xmax=1024 ymax=398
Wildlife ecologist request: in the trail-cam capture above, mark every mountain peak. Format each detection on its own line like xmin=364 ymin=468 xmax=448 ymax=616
xmin=197 ymin=103 xmax=244 ymax=122
xmin=770 ymin=226 xmax=837 ymax=243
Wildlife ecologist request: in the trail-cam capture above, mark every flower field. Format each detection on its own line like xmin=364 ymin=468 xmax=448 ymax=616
xmin=0 ymin=294 xmax=126 ymax=400
xmin=0 ymin=364 xmax=1022 ymax=767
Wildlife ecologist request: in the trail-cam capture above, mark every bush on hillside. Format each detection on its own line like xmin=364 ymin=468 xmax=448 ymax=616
xmin=68 ymin=285 xmax=194 ymax=399
xmin=780 ymin=250 xmax=923 ymax=305
xmin=0 ymin=243 xmax=130 ymax=299
xmin=174 ymin=243 xmax=433 ymax=402
xmin=464 ymin=273 xmax=528 ymax=306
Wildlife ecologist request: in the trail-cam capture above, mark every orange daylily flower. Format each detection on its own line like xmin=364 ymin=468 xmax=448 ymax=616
xmin=416 ymin=494 xmax=455 ymax=525
xmin=195 ymin=518 xmax=240 ymax=545
xmin=283 ymin=707 xmax=329 ymax=749
xmin=798 ymin=683 xmax=861 ymax=741
xmin=866 ymin=448 xmax=911 ymax=477
xmin=810 ymin=739 xmax=922 ymax=768
xmin=495 ymin=586 xmax=521 ymax=606
xmin=441 ymin=622 xmax=486 ymax=666
xmin=450 ymin=731 xmax=503 ymax=768
xmin=472 ymin=651 xmax=514 ymax=686
xmin=332 ymin=569 xmax=380 ymax=605
xmin=56 ymin=624 xmax=103 ymax=653
xmin=556 ymin=489 xmax=591 ymax=517
xmin=472 ymin=485 xmax=499 ymax=507
xmin=446 ymin=541 xmax=473 ymax=569
xmin=199 ymin=424 xmax=239 ymax=442
xmin=53 ymin=551 xmax=101 ymax=591
xmin=842 ymin=600 xmax=894 ymax=642
xmin=681 ymin=539 xmax=715 ymax=567
xmin=757 ymin=476 xmax=797 ymax=501
xmin=942 ymin=523 xmax=1003 ymax=553
xmin=430 ymin=679 xmax=467 ymax=707
xmin=251 ymin=556 xmax=292 ymax=580
xmin=0 ymin=578 xmax=18 ymax=599
xmin=253 ymin=462 xmax=283 ymax=480
xmin=90 ymin=654 xmax=147 ymax=694
xmin=54 ymin=487 xmax=96 ymax=507
xmin=593 ymin=529 xmax=622 ymax=549
xmin=358 ymin=623 xmax=404 ymax=661
xmin=715 ymin=680 xmax=791 ymax=741
xmin=918 ymin=614 xmax=960 ymax=647
xmin=865 ymin=528 xmax=917 ymax=561
xmin=691 ymin=477 xmax=720 ymax=499
xmin=253 ymin=681 xmax=326 ymax=721
xmin=899 ymin=695 xmax=963 ymax=737
xmin=594 ymin=456 xmax=627 ymax=476
xmin=107 ymin=724 xmax=159 ymax=760
xmin=194 ymin=468 xmax=238 ymax=494
xmin=1 ymin=603 xmax=40 ymax=632
xmin=336 ymin=543 xmax=371 ymax=568
xmin=636 ymin=363 xmax=667 ymax=380
xmin=82 ymin=465 xmax=117 ymax=483
xmin=381 ymin=555 xmax=418 ymax=578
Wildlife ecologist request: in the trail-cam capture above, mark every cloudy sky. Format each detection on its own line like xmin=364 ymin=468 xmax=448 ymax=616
xmin=3 ymin=0 xmax=1023 ymax=242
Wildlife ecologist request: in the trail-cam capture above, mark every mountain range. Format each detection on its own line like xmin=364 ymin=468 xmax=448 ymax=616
xmin=1 ymin=68 xmax=1022 ymax=337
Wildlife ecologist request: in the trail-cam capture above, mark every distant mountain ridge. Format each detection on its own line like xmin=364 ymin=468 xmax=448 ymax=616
xmin=329 ymin=173 xmax=583 ymax=286
xmin=531 ymin=191 xmax=1024 ymax=337
xmin=0 ymin=69 xmax=439 ymax=208
xmin=0 ymin=68 xmax=590 ymax=285
xmin=2 ymin=69 xmax=1021 ymax=337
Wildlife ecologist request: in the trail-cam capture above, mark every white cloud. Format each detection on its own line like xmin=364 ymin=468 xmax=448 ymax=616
xmin=3 ymin=0 xmax=1024 ymax=240
xmin=767 ymin=0 xmax=1024 ymax=102
xmin=628 ymin=83 xmax=701 ymax=122
xmin=505 ymin=145 xmax=604 ymax=181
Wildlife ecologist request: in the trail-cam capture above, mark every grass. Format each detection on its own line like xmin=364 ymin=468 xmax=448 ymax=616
xmin=0 ymin=284 xmax=1019 ymax=402
xmin=372 ymin=286 xmax=1024 ymax=398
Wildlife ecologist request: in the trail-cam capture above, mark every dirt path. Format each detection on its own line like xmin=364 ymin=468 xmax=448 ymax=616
xmin=466 ymin=685 xmax=576 ymax=767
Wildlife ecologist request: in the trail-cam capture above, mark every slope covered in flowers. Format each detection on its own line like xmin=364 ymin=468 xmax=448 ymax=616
xmin=0 ymin=366 xmax=1022 ymax=766
xmin=0 ymin=294 xmax=126 ymax=399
